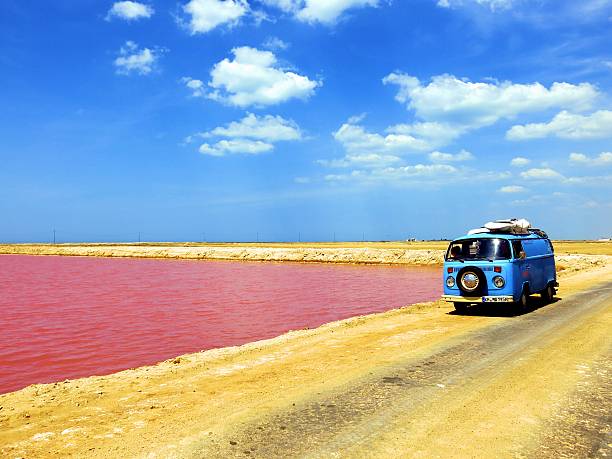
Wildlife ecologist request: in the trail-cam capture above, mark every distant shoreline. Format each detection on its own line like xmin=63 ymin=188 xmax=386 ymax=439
xmin=0 ymin=241 xmax=610 ymax=266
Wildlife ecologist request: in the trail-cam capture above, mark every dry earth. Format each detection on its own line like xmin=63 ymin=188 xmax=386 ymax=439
xmin=1 ymin=241 xmax=611 ymax=267
xmin=0 ymin=244 xmax=610 ymax=458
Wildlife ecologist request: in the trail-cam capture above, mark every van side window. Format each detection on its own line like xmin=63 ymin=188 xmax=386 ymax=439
xmin=512 ymin=240 xmax=524 ymax=259
xmin=546 ymin=239 xmax=554 ymax=253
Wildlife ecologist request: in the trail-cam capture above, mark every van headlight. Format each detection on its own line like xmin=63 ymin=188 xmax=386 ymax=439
xmin=446 ymin=276 xmax=455 ymax=287
xmin=493 ymin=276 xmax=505 ymax=288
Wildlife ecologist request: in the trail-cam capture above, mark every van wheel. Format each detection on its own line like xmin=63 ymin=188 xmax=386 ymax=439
xmin=516 ymin=289 xmax=529 ymax=313
xmin=454 ymin=302 xmax=468 ymax=313
xmin=541 ymin=284 xmax=555 ymax=303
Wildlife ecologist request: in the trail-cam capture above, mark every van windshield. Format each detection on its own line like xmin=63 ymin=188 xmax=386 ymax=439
xmin=446 ymin=238 xmax=512 ymax=261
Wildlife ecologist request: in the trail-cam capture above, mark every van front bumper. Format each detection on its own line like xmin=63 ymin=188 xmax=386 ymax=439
xmin=442 ymin=295 xmax=514 ymax=303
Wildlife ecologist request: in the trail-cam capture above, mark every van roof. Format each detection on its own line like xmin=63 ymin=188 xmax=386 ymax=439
xmin=453 ymin=232 xmax=545 ymax=242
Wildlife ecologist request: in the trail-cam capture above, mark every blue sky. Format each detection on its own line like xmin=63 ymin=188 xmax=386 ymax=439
xmin=1 ymin=0 xmax=611 ymax=242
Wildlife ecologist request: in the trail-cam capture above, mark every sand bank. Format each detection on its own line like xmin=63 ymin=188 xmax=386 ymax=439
xmin=1 ymin=243 xmax=610 ymax=269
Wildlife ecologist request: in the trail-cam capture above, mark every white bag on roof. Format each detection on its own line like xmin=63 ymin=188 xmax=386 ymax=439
xmin=484 ymin=218 xmax=531 ymax=234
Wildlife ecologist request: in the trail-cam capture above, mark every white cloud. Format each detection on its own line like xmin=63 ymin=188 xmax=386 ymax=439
xmin=262 ymin=0 xmax=379 ymax=24
xmin=506 ymin=110 xmax=612 ymax=140
xmin=322 ymin=163 xmax=511 ymax=186
xmin=334 ymin=120 xmax=433 ymax=155
xmin=181 ymin=77 xmax=205 ymax=97
xmin=317 ymin=153 xmax=402 ymax=168
xmin=181 ymin=0 xmax=248 ymax=34
xmin=498 ymin=185 xmax=527 ymax=193
xmin=323 ymin=163 xmax=459 ymax=183
xmin=263 ymin=36 xmax=290 ymax=51
xmin=260 ymin=0 xmax=300 ymax=13
xmin=107 ymin=1 xmax=154 ymax=21
xmin=510 ymin=156 xmax=530 ymax=167
xmin=114 ymin=41 xmax=160 ymax=75
xmin=199 ymin=139 xmax=274 ymax=156
xmin=429 ymin=149 xmax=474 ymax=163
xmin=520 ymin=168 xmax=564 ymax=180
xmin=206 ymin=46 xmax=319 ymax=107
xmin=296 ymin=0 xmax=379 ymax=24
xmin=437 ymin=0 xmax=517 ymax=11
xmin=193 ymin=113 xmax=302 ymax=157
xmin=385 ymin=121 xmax=467 ymax=148
xmin=203 ymin=113 xmax=302 ymax=141
xmin=321 ymin=118 xmax=471 ymax=175
xmin=383 ymin=73 xmax=599 ymax=131
xmin=569 ymin=152 xmax=612 ymax=166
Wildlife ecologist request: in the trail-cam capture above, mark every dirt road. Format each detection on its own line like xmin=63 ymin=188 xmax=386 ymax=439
xmin=184 ymin=284 xmax=612 ymax=458
xmin=1 ymin=264 xmax=610 ymax=458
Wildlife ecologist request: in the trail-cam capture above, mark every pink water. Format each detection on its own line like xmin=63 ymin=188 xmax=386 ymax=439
xmin=0 ymin=255 xmax=440 ymax=394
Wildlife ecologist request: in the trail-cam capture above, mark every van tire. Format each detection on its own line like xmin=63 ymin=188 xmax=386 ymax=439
xmin=516 ymin=288 xmax=529 ymax=313
xmin=454 ymin=302 xmax=468 ymax=313
xmin=457 ymin=267 xmax=486 ymax=296
xmin=541 ymin=284 xmax=555 ymax=303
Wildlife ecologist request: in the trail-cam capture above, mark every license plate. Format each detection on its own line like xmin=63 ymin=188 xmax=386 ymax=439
xmin=483 ymin=297 xmax=505 ymax=303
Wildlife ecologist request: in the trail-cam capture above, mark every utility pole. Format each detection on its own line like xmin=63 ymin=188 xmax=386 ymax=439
xmin=138 ymin=232 xmax=141 ymax=243
xmin=333 ymin=232 xmax=336 ymax=243
xmin=362 ymin=232 xmax=365 ymax=242
xmin=53 ymin=229 xmax=56 ymax=245
xmin=257 ymin=231 xmax=259 ymax=243
xmin=298 ymin=232 xmax=301 ymax=242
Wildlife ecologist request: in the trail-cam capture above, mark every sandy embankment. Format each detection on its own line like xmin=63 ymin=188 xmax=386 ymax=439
xmin=0 ymin=244 xmax=610 ymax=458
xmin=0 ymin=244 xmax=444 ymax=264
xmin=0 ymin=243 xmax=610 ymax=270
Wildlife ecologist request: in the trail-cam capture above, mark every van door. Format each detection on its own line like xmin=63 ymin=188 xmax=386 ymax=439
xmin=512 ymin=240 xmax=530 ymax=296
xmin=524 ymin=239 xmax=550 ymax=292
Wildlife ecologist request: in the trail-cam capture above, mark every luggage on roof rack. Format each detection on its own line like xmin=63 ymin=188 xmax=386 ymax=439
xmin=467 ymin=218 xmax=540 ymax=236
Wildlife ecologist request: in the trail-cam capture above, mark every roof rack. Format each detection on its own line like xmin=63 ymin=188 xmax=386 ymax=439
xmin=529 ymin=228 xmax=548 ymax=238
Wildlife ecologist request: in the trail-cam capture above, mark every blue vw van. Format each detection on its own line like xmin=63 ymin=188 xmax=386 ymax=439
xmin=441 ymin=229 xmax=558 ymax=312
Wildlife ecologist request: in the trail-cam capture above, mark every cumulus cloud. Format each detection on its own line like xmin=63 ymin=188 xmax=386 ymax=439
xmin=193 ymin=113 xmax=302 ymax=156
xmin=383 ymin=73 xmax=599 ymax=131
xmin=322 ymin=163 xmax=511 ymax=186
xmin=203 ymin=113 xmax=302 ymax=141
xmin=436 ymin=0 xmax=517 ymax=11
xmin=568 ymin=152 xmax=612 ymax=166
xmin=333 ymin=119 xmax=433 ymax=155
xmin=205 ymin=46 xmax=319 ymax=107
xmin=520 ymin=168 xmax=564 ymax=180
xmin=385 ymin=121 xmax=467 ymax=148
xmin=181 ymin=77 xmax=205 ymax=97
xmin=296 ymin=0 xmax=379 ymax=24
xmin=181 ymin=0 xmax=248 ymax=34
xmin=510 ymin=156 xmax=531 ymax=167
xmin=317 ymin=153 xmax=402 ymax=168
xmin=429 ymin=149 xmax=474 ymax=163
xmin=260 ymin=0 xmax=300 ymax=13
xmin=324 ymin=163 xmax=459 ymax=183
xmin=319 ymin=117 xmax=472 ymax=177
xmin=262 ymin=36 xmax=290 ymax=51
xmin=114 ymin=41 xmax=161 ymax=75
xmin=498 ymin=185 xmax=527 ymax=193
xmin=107 ymin=1 xmax=154 ymax=21
xmin=262 ymin=0 xmax=379 ymax=24
xmin=199 ymin=139 xmax=274 ymax=156
xmin=506 ymin=110 xmax=612 ymax=140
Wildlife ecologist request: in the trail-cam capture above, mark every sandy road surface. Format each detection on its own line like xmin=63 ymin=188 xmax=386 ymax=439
xmin=188 ymin=283 xmax=611 ymax=459
xmin=1 ymin=265 xmax=611 ymax=458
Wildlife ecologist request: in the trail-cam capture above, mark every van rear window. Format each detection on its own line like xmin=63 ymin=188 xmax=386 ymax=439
xmin=446 ymin=238 xmax=512 ymax=261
